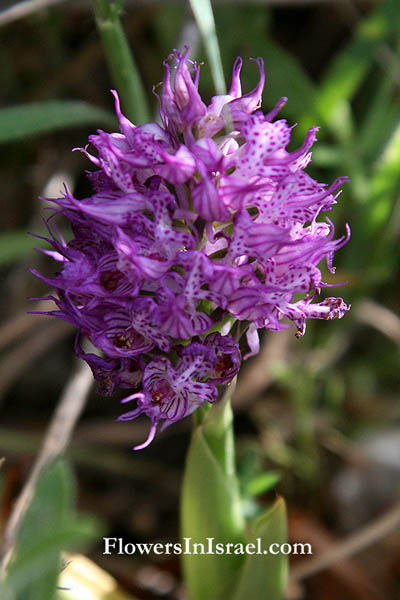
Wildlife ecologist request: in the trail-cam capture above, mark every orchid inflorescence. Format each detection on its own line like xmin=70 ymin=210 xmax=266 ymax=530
xmin=33 ymin=48 xmax=350 ymax=449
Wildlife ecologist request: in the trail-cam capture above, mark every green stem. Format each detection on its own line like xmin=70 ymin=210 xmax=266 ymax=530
xmin=192 ymin=402 xmax=212 ymax=427
xmin=201 ymin=383 xmax=237 ymax=479
xmin=91 ymin=0 xmax=150 ymax=124
xmin=181 ymin=382 xmax=245 ymax=600
xmin=189 ymin=0 xmax=226 ymax=95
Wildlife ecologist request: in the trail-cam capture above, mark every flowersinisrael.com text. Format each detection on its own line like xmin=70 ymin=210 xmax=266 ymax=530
xmin=103 ymin=537 xmax=312 ymax=556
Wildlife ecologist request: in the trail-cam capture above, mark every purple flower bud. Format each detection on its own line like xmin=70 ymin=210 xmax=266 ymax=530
xmin=160 ymin=47 xmax=206 ymax=139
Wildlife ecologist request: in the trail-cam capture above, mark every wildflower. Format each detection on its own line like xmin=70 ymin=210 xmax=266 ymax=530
xmin=33 ymin=48 xmax=350 ymax=448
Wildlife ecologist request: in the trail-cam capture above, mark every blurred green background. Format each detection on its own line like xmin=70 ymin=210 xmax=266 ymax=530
xmin=0 ymin=0 xmax=399 ymax=598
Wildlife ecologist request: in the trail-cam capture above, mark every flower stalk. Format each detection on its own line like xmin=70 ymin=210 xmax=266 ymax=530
xmin=91 ymin=0 xmax=150 ymax=124
xmin=181 ymin=384 xmax=245 ymax=600
xmin=189 ymin=0 xmax=226 ymax=95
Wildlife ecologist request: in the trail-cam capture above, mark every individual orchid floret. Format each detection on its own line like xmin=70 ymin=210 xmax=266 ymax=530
xmin=117 ymin=342 xmax=219 ymax=449
xmin=33 ymin=49 xmax=350 ymax=449
xmin=160 ymin=47 xmax=206 ymax=139
xmin=204 ymin=333 xmax=241 ymax=385
xmin=197 ymin=57 xmax=269 ymax=138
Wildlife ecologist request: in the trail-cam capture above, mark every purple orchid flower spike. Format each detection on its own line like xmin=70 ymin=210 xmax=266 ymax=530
xmin=33 ymin=49 xmax=350 ymax=449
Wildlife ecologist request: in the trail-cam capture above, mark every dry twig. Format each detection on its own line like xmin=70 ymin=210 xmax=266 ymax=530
xmin=355 ymin=299 xmax=400 ymax=348
xmin=233 ymin=329 xmax=292 ymax=408
xmin=0 ymin=319 xmax=72 ymax=400
xmin=0 ymin=0 xmax=65 ymax=27
xmin=0 ymin=358 xmax=93 ymax=577
xmin=0 ymin=0 xmax=373 ymax=29
xmin=0 ymin=300 xmax=58 ymax=353
xmin=290 ymin=502 xmax=400 ymax=583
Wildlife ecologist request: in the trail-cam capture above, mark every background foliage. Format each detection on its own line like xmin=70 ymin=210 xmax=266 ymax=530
xmin=0 ymin=1 xmax=399 ymax=598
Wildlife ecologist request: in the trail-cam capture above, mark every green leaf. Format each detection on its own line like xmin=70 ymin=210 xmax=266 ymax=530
xmin=358 ymin=65 xmax=400 ymax=163
xmin=314 ymin=9 xmax=389 ymax=127
xmin=189 ymin=0 xmax=226 ymax=94
xmin=311 ymin=144 xmax=341 ymax=168
xmin=369 ymin=119 xmax=400 ymax=232
xmin=245 ymin=471 xmax=281 ymax=498
xmin=232 ymin=497 xmax=288 ymax=600
xmin=0 ymin=232 xmax=37 ymax=267
xmin=213 ymin=6 xmax=314 ymax=121
xmin=153 ymin=5 xmax=186 ymax=60
xmin=0 ymin=231 xmax=44 ymax=267
xmin=0 ymin=229 xmax=71 ymax=267
xmin=0 ymin=101 xmax=116 ymax=143
xmin=260 ymin=39 xmax=315 ymax=122
xmin=310 ymin=0 xmax=400 ymax=135
xmin=345 ymin=117 xmax=400 ymax=279
xmin=181 ymin=390 xmax=245 ymax=600
xmin=238 ymin=448 xmax=281 ymax=500
xmin=3 ymin=459 xmax=100 ymax=600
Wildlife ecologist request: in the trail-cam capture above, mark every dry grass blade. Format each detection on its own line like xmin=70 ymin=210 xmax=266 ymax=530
xmin=233 ymin=330 xmax=292 ymax=409
xmin=0 ymin=0 xmax=375 ymax=27
xmin=0 ymin=300 xmax=60 ymax=353
xmin=0 ymin=0 xmax=65 ymax=27
xmin=0 ymin=0 xmax=372 ymax=30
xmin=0 ymin=358 xmax=93 ymax=577
xmin=355 ymin=299 xmax=400 ymax=347
xmin=0 ymin=319 xmax=72 ymax=400
xmin=290 ymin=502 xmax=400 ymax=583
